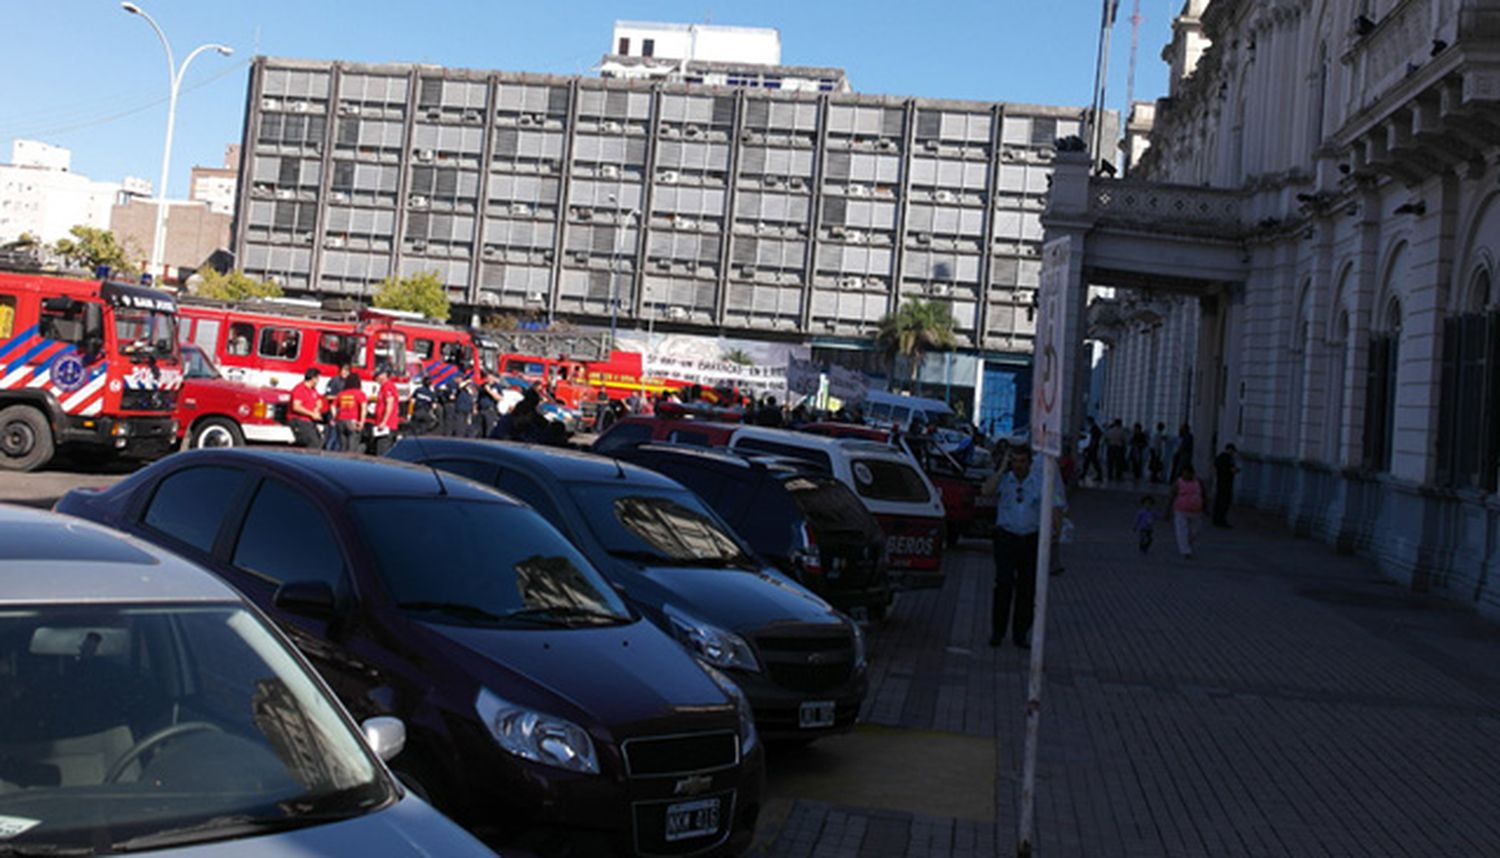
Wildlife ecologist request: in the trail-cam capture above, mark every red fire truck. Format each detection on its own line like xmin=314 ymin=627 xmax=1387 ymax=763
xmin=0 ymin=271 xmax=183 ymax=471
xmin=177 ymin=297 xmax=411 ymax=395
xmin=176 ymin=343 xmax=292 ymax=449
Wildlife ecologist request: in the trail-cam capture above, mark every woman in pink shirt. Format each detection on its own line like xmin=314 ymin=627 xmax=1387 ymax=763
xmin=1167 ymin=464 xmax=1206 ymax=558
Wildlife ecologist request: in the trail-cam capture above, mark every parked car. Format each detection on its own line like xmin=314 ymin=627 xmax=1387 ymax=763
xmin=902 ymin=433 xmax=998 ymax=544
xmin=0 ymin=504 xmax=494 ymax=856
xmin=387 ymin=438 xmax=869 ymax=740
xmin=724 ymin=427 xmax=948 ymax=583
xmin=177 ymin=342 xmax=294 ymax=449
xmin=609 ymin=443 xmax=894 ymax=620
xmin=592 ymin=415 xmax=740 ymax=454
xmin=57 ymin=450 xmax=764 ymax=856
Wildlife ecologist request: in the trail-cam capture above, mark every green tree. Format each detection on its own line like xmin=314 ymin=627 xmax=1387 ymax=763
xmin=193 ymin=267 xmax=283 ymax=300
xmin=721 ymin=348 xmax=754 ymax=366
xmin=874 ymin=299 xmax=957 ymax=390
xmin=51 ymin=226 xmax=138 ymax=275
xmin=373 ymin=270 xmax=449 ymax=321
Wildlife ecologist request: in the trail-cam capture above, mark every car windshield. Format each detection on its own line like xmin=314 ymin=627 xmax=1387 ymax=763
xmin=569 ymin=482 xmax=756 ymax=569
xmin=181 ymin=345 xmax=221 ymax=380
xmin=114 ymin=308 xmax=177 ymax=358
xmin=0 ymin=603 xmax=390 ymax=853
xmin=850 ymin=458 xmax=932 ymax=503
xmin=782 ymin=474 xmax=882 ymax=538
xmin=351 ymin=498 xmax=631 ymax=626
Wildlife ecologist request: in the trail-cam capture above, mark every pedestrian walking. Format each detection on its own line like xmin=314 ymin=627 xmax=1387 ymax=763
xmin=1149 ymin=421 xmax=1170 ymax=483
xmin=288 ymin=368 xmax=325 ymax=448
xmin=1104 ymin=419 xmax=1127 ymax=482
xmin=1167 ymin=464 xmax=1206 ymax=558
xmin=986 ymin=443 xmax=1065 ymax=649
xmin=1128 ymin=422 xmax=1149 ymax=481
xmin=1213 ymin=443 xmax=1239 ymax=527
xmin=1081 ymin=417 xmax=1104 ymax=484
xmin=369 ymin=366 xmax=401 ymax=457
xmin=332 ymin=370 xmax=367 ymax=453
xmin=1134 ymin=495 xmax=1157 ymax=554
xmin=1170 ymin=423 xmax=1195 ymax=481
xmin=450 ymin=377 xmax=477 ymax=438
xmin=476 ymin=374 xmax=503 ymax=439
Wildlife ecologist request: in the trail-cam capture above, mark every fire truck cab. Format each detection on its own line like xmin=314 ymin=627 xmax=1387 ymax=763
xmin=0 ymin=271 xmax=183 ymax=471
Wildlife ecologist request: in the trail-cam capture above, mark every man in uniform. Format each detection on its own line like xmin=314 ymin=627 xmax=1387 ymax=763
xmin=288 ymin=368 xmax=325 ymax=448
xmin=370 ymin=365 xmax=402 ymax=456
xmin=988 ymin=442 xmax=1066 ymax=649
xmin=332 ymin=370 xmax=367 ymax=453
xmin=409 ymin=375 xmax=440 ymax=436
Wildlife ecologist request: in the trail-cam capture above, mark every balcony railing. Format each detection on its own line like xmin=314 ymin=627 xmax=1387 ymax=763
xmin=1088 ymin=179 xmax=1244 ymax=237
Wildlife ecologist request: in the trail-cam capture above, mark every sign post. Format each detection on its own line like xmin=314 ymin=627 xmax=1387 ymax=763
xmin=1016 ymin=238 xmax=1069 ymax=857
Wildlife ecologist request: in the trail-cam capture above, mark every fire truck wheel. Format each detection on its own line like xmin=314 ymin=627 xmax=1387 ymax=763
xmin=0 ymin=405 xmax=54 ymax=472
xmin=188 ymin=417 xmax=244 ymax=450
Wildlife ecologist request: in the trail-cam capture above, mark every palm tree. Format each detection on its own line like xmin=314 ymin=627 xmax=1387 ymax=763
xmin=874 ymin=299 xmax=957 ymax=392
xmin=721 ymin=348 xmax=755 ymax=366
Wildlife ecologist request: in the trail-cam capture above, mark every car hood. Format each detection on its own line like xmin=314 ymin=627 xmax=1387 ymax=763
xmin=182 ymin=376 xmax=290 ymax=403
xmin=133 ymin=793 xmax=493 ymax=856
xmin=429 ymin=619 xmax=732 ymax=729
xmin=637 ymin=564 xmax=840 ymax=633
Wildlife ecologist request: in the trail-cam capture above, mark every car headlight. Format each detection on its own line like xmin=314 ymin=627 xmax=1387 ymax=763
xmin=700 ymin=663 xmax=757 ymax=753
xmin=664 ymin=604 xmax=760 ymax=673
xmin=474 ymin=687 xmax=599 ymax=775
xmin=851 ymin=619 xmax=867 ymax=670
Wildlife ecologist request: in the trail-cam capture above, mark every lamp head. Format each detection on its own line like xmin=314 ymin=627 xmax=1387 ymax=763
xmin=121 ymin=2 xmax=142 ymax=13
xmin=215 ymin=45 xmax=234 ymax=56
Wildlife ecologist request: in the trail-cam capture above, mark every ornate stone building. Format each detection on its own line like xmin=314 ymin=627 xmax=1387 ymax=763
xmin=1044 ymin=0 xmax=1500 ymax=616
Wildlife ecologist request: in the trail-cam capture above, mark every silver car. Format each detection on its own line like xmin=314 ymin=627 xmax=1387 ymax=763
xmin=0 ymin=504 xmax=496 ymax=856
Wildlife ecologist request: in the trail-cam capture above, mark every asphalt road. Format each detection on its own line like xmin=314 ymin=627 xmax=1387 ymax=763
xmin=0 ymin=455 xmax=139 ymax=508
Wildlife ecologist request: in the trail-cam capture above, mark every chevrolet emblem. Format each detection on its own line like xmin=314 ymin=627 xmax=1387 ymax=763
xmin=673 ymin=774 xmax=713 ymax=797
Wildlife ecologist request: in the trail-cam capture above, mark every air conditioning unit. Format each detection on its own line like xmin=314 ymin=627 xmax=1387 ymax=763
xmin=846 ymin=229 xmax=866 ymax=244
xmin=329 ymin=191 xmax=350 ymax=203
xmin=274 ymin=189 xmax=295 ymax=200
xmin=923 ymin=139 xmax=940 ymax=152
xmin=510 ymin=202 xmax=532 ymax=215
xmin=251 ymin=183 xmax=273 ymax=197
xmin=678 ymin=217 xmax=697 ymax=231
xmin=261 ymin=98 xmax=279 ymax=110
xmin=847 ymin=184 xmax=871 ymax=197
xmin=866 ymin=277 xmax=883 ymax=289
xmin=839 ymin=276 xmax=861 ymax=289
xmin=789 ymin=177 xmax=806 ymax=190
xmin=417 ymin=148 xmax=436 ymax=162
xmin=658 ymin=170 xmax=680 ymax=184
xmin=292 ymin=101 xmax=311 ymax=113
xmin=914 ymin=232 xmax=931 ymax=244
xmin=600 ymin=164 xmax=620 ymax=179
xmin=297 ymin=232 xmax=315 ymax=244
xmin=576 ymin=206 xmax=593 ymax=220
xmin=935 ymin=190 xmax=956 ymax=203
xmin=765 ymin=176 xmax=781 ymax=188
xmin=463 ymin=109 xmax=481 ymax=124
xmin=519 ymin=115 xmax=536 ymax=127
xmin=411 ymin=241 xmax=428 ymax=252
xmin=684 ymin=125 xmax=703 ymax=139
xmin=741 ymin=130 xmax=762 ymax=143
xmin=325 ymin=235 xmax=345 ymax=248
xmin=425 ymin=109 xmax=442 ymax=121
xmin=603 ymin=121 xmax=623 ymax=134
xmin=877 ymin=139 xmax=897 ymax=151
xmin=930 ymin=283 xmax=949 ymax=296
xmin=660 ymin=126 xmax=679 ymax=138
xmin=655 ymin=258 xmax=672 ymax=269
xmin=338 ymin=103 xmax=360 ymax=116
xmin=408 ymin=195 xmax=429 ymax=208
xmin=829 ymin=226 xmax=847 ymax=238
xmin=530 ymin=114 xmax=546 ymax=125
xmin=482 ymin=246 xmax=499 ymax=257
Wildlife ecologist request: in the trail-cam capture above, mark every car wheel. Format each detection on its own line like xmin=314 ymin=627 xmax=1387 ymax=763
xmin=189 ymin=417 xmax=244 ymax=449
xmin=0 ymin=405 xmax=54 ymax=472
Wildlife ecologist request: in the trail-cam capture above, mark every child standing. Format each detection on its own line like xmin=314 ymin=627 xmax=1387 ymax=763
xmin=1134 ymin=496 xmax=1156 ymax=553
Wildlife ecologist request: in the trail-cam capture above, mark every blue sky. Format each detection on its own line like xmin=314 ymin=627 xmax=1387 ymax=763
xmin=0 ymin=1 xmax=1176 ymax=195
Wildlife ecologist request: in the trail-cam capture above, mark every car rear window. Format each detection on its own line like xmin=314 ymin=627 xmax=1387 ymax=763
xmin=782 ymin=476 xmax=881 ymax=538
xmin=732 ymin=437 xmax=833 ymax=473
xmin=850 ymin=458 xmax=931 ymax=503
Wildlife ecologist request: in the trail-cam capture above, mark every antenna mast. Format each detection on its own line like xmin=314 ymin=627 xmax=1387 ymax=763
xmin=1122 ymin=0 xmax=1143 ymax=173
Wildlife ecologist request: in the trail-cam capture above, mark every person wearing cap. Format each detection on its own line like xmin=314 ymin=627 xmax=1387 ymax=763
xmin=370 ymin=365 xmax=402 ymax=456
xmin=409 ymin=375 xmax=440 ymax=436
xmin=987 ymin=440 xmax=1065 ymax=649
xmin=288 ymin=368 xmax=325 ymax=448
xmin=332 ymin=370 xmax=367 ymax=453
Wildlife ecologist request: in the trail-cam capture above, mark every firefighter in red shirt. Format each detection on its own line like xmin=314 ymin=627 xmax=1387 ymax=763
xmin=288 ymin=368 xmax=325 ymax=448
xmin=370 ymin=365 xmax=402 ymax=456
xmin=332 ymin=371 xmax=367 ymax=453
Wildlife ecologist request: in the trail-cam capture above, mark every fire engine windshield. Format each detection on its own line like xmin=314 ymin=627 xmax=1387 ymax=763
xmin=114 ymin=307 xmax=177 ymax=358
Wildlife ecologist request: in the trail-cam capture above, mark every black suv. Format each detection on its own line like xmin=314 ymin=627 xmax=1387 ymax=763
xmin=58 ymin=449 xmax=764 ymax=857
xmin=609 ymin=444 xmax=893 ymax=620
xmin=389 ymin=438 xmax=869 ymax=740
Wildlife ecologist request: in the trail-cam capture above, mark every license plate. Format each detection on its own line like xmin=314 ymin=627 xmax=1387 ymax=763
xmin=664 ymin=797 xmax=721 ymax=842
xmin=799 ymin=700 xmax=836 ymax=729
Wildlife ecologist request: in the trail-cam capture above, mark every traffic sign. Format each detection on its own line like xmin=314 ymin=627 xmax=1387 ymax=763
xmin=1030 ymin=238 xmax=1070 ymax=457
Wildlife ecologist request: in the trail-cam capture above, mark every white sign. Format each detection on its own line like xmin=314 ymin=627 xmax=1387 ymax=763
xmin=827 ymin=364 xmax=869 ymax=406
xmin=643 ymin=354 xmax=787 ymax=397
xmin=786 ymin=358 xmax=822 ymax=396
xmin=1031 ymin=237 xmax=1070 ymax=457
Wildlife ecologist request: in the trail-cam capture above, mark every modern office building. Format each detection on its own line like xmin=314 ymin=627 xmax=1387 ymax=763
xmin=234 ymin=56 xmax=1103 ymax=363
xmin=0 ymin=140 xmax=151 ymax=244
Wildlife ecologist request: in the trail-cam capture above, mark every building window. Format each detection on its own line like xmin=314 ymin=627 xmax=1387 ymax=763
xmin=1362 ymin=299 xmax=1400 ymax=472
xmin=618 ymin=37 xmax=630 ymax=55
xmin=1437 ymin=269 xmax=1499 ymax=491
xmin=642 ymin=38 xmax=655 ymax=57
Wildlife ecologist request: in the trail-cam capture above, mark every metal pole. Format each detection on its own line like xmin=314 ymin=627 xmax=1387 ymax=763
xmin=1016 ymin=452 xmax=1057 ymax=857
xmin=1088 ymin=0 xmax=1117 ymax=171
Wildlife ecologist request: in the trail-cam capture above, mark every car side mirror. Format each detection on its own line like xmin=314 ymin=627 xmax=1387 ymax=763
xmin=361 ymin=716 xmax=406 ymax=762
xmin=273 ymin=580 xmax=337 ymax=619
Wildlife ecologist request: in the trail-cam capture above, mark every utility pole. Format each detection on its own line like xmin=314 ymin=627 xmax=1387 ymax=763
xmin=1087 ymin=0 xmax=1119 ymax=172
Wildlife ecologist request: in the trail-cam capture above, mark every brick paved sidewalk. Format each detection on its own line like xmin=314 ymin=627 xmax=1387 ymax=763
xmin=751 ymin=486 xmax=1500 ymax=857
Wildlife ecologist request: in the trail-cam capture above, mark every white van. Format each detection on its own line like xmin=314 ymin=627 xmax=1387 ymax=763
xmin=727 ymin=426 xmax=948 ymax=579
xmin=862 ymin=391 xmax=972 ymax=450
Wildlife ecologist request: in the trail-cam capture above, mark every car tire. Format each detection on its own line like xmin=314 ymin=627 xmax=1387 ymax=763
xmin=188 ymin=417 xmax=244 ymax=449
xmin=0 ymin=405 xmax=54 ymax=472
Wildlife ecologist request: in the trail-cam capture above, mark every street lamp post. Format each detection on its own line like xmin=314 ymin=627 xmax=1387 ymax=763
xmin=121 ymin=3 xmax=232 ymax=282
xmin=605 ymin=195 xmax=637 ymax=347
